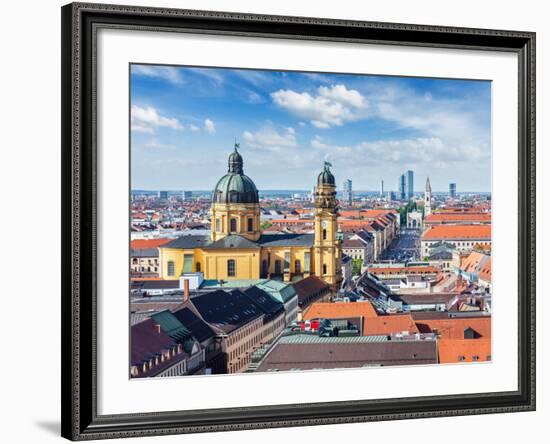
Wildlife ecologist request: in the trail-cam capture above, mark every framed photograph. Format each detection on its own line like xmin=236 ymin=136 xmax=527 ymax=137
xmin=61 ymin=2 xmax=536 ymax=440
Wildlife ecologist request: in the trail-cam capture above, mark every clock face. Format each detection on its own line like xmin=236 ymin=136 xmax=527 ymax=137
xmin=321 ymin=220 xmax=328 ymax=229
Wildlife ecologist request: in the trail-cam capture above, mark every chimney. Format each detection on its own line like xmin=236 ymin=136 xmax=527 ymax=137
xmin=183 ymin=279 xmax=190 ymax=303
xmin=154 ymin=323 xmax=161 ymax=334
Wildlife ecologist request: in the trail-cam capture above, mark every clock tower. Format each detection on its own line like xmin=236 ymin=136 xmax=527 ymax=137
xmin=313 ymin=162 xmax=342 ymax=288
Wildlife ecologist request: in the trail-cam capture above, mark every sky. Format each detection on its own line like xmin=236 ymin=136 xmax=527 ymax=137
xmin=130 ymin=64 xmax=491 ymax=192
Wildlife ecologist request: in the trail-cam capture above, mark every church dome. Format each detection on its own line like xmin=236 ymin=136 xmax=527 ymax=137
xmin=317 ymin=161 xmax=335 ymax=186
xmin=212 ymin=146 xmax=259 ymax=204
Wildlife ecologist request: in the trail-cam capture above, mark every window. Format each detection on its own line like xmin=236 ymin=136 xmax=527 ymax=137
xmin=230 ymin=218 xmax=237 ymax=232
xmin=261 ymin=260 xmax=268 ymax=276
xmin=294 ymin=259 xmax=301 ymax=273
xmin=304 ymin=251 xmax=310 ymax=272
xmin=196 ymin=262 xmax=201 ymax=273
xmin=227 ymin=259 xmax=236 ymax=277
xmin=215 ymin=218 xmax=221 ymax=232
xmin=183 ymin=254 xmax=194 ymax=273
xmin=247 ymin=218 xmax=253 ymax=232
xmin=167 ymin=261 xmax=175 ymax=276
xmin=322 ymin=264 xmax=327 ymax=275
xmin=274 ymin=260 xmax=282 ymax=274
xmin=322 ymin=228 xmax=327 ymax=240
xmin=284 ymin=252 xmax=291 ymax=272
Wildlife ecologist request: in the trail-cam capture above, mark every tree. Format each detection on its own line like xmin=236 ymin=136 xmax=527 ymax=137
xmin=260 ymin=221 xmax=272 ymax=230
xmin=352 ymin=259 xmax=363 ymax=276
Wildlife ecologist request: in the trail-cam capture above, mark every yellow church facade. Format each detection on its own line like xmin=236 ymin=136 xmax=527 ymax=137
xmin=158 ymin=146 xmax=342 ymax=287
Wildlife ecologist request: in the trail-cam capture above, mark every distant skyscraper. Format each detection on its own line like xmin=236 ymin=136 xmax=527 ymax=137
xmin=159 ymin=190 xmax=169 ymax=200
xmin=424 ymin=177 xmax=432 ymax=216
xmin=406 ymin=170 xmax=414 ymax=199
xmin=342 ymin=179 xmax=353 ymax=205
xmin=398 ymin=174 xmax=406 ymax=200
xmin=449 ymin=183 xmax=457 ymax=198
xmin=182 ymin=191 xmax=192 ymax=200
xmin=380 ymin=179 xmax=384 ymax=197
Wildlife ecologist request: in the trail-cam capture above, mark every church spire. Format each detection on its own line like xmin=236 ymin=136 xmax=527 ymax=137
xmin=424 ymin=177 xmax=432 ymax=216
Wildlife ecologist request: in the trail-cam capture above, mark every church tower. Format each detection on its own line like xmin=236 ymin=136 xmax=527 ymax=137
xmin=313 ymin=162 xmax=341 ymax=287
xmin=424 ymin=177 xmax=432 ymax=216
xmin=210 ymin=144 xmax=261 ymax=242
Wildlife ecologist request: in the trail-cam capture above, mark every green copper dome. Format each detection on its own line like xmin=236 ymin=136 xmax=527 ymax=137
xmin=212 ymin=146 xmax=259 ymax=204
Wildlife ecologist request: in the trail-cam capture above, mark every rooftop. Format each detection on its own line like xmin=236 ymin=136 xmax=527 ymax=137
xmin=303 ymin=301 xmax=378 ymax=320
xmin=422 ymin=225 xmax=492 ymax=241
xmin=131 ymin=238 xmax=173 ymax=249
xmin=438 ymin=339 xmax=491 ymax=364
xmin=254 ymin=338 xmax=438 ymax=371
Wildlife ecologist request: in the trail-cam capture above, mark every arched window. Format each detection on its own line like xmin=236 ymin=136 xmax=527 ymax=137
xmin=294 ymin=259 xmax=301 ymax=273
xmin=322 ymin=228 xmax=327 ymax=240
xmin=274 ymin=260 xmax=282 ymax=274
xmin=227 ymin=259 xmax=236 ymax=277
xmin=322 ymin=264 xmax=327 ymax=275
xmin=230 ymin=218 xmax=237 ymax=232
xmin=167 ymin=261 xmax=175 ymax=276
xmin=196 ymin=262 xmax=201 ymax=273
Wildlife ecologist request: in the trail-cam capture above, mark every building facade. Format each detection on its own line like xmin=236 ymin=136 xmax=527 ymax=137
xmin=158 ymin=146 xmax=342 ymax=288
xmin=342 ymin=179 xmax=353 ymax=205
xmin=406 ymin=170 xmax=414 ymax=199
xmin=449 ymin=182 xmax=457 ymax=198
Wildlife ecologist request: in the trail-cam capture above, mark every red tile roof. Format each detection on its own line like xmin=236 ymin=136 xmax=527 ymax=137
xmin=131 ymin=238 xmax=173 ymax=249
xmin=367 ymin=266 xmax=440 ymax=275
xmin=303 ymin=302 xmax=419 ymax=336
xmin=303 ymin=301 xmax=378 ymax=320
xmin=363 ymin=314 xmax=419 ymax=335
xmin=414 ymin=317 xmax=491 ymax=339
xmin=422 ymin=225 xmax=491 ymax=241
xmin=424 ymin=213 xmax=491 ymax=223
xmin=438 ymin=339 xmax=491 ymax=363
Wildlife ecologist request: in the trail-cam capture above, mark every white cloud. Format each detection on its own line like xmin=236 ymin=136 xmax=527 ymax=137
xmin=132 ymin=65 xmax=184 ymax=85
xmin=188 ymin=124 xmax=200 ymax=132
xmin=131 ymin=105 xmax=183 ymax=134
xmin=143 ymin=140 xmax=176 ymax=149
xmin=271 ymin=84 xmax=367 ymax=128
xmin=247 ymin=91 xmax=265 ymax=104
xmin=242 ymin=126 xmax=297 ymax=151
xmin=131 ymin=124 xmax=154 ymax=134
xmin=204 ymin=119 xmax=216 ymax=133
xmin=318 ymin=84 xmax=366 ymax=108
xmin=309 ymin=135 xmax=489 ymax=169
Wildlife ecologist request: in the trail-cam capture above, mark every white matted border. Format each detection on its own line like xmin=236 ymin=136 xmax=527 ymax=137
xmin=97 ymin=28 xmax=518 ymax=415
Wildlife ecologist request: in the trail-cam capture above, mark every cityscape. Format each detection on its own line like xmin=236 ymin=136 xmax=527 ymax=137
xmin=129 ymin=65 xmax=492 ymax=378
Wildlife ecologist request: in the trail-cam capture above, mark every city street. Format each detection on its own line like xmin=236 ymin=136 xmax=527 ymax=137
xmin=379 ymin=228 xmax=421 ymax=262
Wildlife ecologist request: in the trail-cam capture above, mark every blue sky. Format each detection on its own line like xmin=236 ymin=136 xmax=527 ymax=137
xmin=130 ymin=64 xmax=491 ymax=192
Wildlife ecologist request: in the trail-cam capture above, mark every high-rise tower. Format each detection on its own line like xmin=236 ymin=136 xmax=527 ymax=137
xmin=314 ymin=162 xmax=341 ymax=287
xmin=449 ymin=182 xmax=457 ymax=198
xmin=342 ymin=179 xmax=353 ymax=205
xmin=424 ymin=177 xmax=432 ymax=216
xmin=406 ymin=170 xmax=414 ymax=199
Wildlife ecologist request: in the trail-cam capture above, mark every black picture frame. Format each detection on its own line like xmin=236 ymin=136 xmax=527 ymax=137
xmin=61 ymin=2 xmax=536 ymax=440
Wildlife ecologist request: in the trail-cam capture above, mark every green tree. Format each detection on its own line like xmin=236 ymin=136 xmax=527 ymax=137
xmin=260 ymin=221 xmax=272 ymax=230
xmin=352 ymin=259 xmax=363 ymax=276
